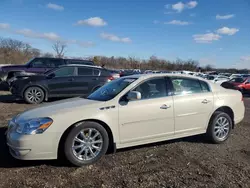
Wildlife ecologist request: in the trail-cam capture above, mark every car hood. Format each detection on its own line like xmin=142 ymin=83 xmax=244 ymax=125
xmin=15 ymin=97 xmax=104 ymax=121
xmin=1 ymin=65 xmax=26 ymax=70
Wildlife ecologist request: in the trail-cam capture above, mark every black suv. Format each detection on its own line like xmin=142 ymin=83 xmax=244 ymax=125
xmin=0 ymin=57 xmax=94 ymax=83
xmin=10 ymin=65 xmax=114 ymax=104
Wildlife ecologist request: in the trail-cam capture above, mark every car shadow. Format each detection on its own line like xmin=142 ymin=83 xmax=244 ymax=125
xmin=0 ymin=94 xmax=26 ymax=104
xmin=117 ymin=134 xmax=209 ymax=153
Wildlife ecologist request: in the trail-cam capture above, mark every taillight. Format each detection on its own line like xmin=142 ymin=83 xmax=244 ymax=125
xmin=107 ymin=76 xmax=114 ymax=82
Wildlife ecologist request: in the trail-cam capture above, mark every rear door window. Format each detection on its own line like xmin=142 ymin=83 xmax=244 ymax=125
xmin=77 ymin=67 xmax=93 ymax=76
xmin=93 ymin=69 xmax=100 ymax=76
xmin=46 ymin=59 xmax=64 ymax=68
xmin=53 ymin=67 xmax=75 ymax=77
xmin=30 ymin=59 xmax=47 ymax=68
xmin=171 ymin=77 xmax=203 ymax=95
xmin=200 ymin=81 xmax=210 ymax=92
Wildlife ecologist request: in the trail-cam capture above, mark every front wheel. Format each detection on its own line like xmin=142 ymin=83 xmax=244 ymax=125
xmin=206 ymin=111 xmax=232 ymax=144
xmin=24 ymin=86 xmax=45 ymax=104
xmin=64 ymin=121 xmax=109 ymax=166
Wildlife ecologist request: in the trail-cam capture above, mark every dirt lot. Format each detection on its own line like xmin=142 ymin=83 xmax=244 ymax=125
xmin=0 ymin=91 xmax=249 ymax=188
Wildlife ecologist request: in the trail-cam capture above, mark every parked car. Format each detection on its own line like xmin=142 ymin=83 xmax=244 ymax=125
xmin=0 ymin=57 xmax=94 ymax=84
xmin=212 ymin=76 xmax=230 ymax=84
xmin=10 ymin=65 xmax=114 ymax=104
xmin=222 ymin=77 xmax=250 ymax=94
xmin=120 ymin=70 xmax=136 ymax=77
xmin=108 ymin=69 xmax=121 ymax=79
xmin=6 ymin=74 xmax=245 ymax=166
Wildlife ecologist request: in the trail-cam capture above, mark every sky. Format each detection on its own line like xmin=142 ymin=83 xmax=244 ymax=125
xmin=0 ymin=0 xmax=250 ymax=69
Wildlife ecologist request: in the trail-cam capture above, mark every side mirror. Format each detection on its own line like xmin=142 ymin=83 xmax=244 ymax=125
xmin=47 ymin=73 xmax=55 ymax=79
xmin=246 ymin=82 xmax=249 ymax=84
xmin=127 ymin=91 xmax=141 ymax=101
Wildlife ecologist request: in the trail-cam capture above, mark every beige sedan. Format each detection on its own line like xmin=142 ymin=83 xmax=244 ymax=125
xmin=7 ymin=74 xmax=245 ymax=166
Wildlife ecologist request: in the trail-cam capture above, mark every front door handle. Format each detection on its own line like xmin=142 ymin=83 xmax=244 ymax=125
xmin=160 ymin=104 xmax=171 ymax=109
xmin=68 ymin=78 xmax=74 ymax=81
xmin=202 ymin=99 xmax=210 ymax=104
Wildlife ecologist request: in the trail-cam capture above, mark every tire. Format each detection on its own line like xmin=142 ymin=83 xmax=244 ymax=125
xmin=64 ymin=121 xmax=109 ymax=166
xmin=24 ymin=86 xmax=45 ymax=104
xmin=206 ymin=111 xmax=232 ymax=144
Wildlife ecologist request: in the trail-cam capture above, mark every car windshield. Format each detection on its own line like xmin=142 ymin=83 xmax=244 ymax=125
xmin=87 ymin=78 xmax=137 ymax=101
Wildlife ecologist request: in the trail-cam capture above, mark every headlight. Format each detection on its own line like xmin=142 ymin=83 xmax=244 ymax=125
xmin=16 ymin=117 xmax=53 ymax=135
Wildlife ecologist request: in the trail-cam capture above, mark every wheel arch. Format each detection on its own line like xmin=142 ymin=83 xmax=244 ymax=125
xmin=7 ymin=70 xmax=25 ymax=79
xmin=210 ymin=106 xmax=235 ymax=129
xmin=22 ymin=84 xmax=49 ymax=101
xmin=57 ymin=119 xmax=115 ymax=159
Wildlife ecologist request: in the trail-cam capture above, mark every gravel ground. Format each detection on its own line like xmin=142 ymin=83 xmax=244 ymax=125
xmin=0 ymin=91 xmax=249 ymax=188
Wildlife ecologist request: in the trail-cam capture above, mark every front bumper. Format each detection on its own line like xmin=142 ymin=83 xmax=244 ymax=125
xmin=6 ymin=128 xmax=59 ymax=160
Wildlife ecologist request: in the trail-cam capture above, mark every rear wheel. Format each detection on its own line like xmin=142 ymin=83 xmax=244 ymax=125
xmin=206 ymin=111 xmax=232 ymax=144
xmin=64 ymin=121 xmax=109 ymax=166
xmin=24 ymin=86 xmax=45 ymax=104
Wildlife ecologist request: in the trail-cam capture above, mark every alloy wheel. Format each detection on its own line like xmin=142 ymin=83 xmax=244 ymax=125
xmin=72 ymin=128 xmax=103 ymax=161
xmin=27 ymin=88 xmax=43 ymax=103
xmin=214 ymin=117 xmax=230 ymax=140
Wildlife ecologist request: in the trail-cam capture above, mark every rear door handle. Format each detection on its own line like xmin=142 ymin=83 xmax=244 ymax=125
xmin=202 ymin=99 xmax=210 ymax=104
xmin=68 ymin=78 xmax=74 ymax=81
xmin=160 ymin=104 xmax=171 ymax=109
xmin=92 ymin=78 xmax=98 ymax=80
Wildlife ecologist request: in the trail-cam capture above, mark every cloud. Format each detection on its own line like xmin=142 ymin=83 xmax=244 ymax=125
xmin=47 ymin=3 xmax=64 ymax=11
xmin=76 ymin=17 xmax=107 ymax=27
xmin=166 ymin=1 xmax=198 ymax=13
xmin=187 ymin=1 xmax=198 ymax=8
xmin=216 ymin=27 xmax=239 ymax=35
xmin=14 ymin=28 xmax=94 ymax=47
xmin=172 ymin=2 xmax=185 ymax=13
xmin=100 ymin=33 xmax=132 ymax=43
xmin=0 ymin=23 xmax=10 ymax=29
xmin=16 ymin=29 xmax=60 ymax=41
xmin=67 ymin=40 xmax=95 ymax=47
xmin=240 ymin=56 xmax=250 ymax=62
xmin=216 ymin=14 xmax=235 ymax=20
xmin=190 ymin=13 xmax=196 ymax=17
xmin=193 ymin=33 xmax=221 ymax=43
xmin=165 ymin=20 xmax=191 ymax=25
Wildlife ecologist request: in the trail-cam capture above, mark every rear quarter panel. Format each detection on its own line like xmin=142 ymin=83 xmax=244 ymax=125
xmin=213 ymin=88 xmax=245 ymax=124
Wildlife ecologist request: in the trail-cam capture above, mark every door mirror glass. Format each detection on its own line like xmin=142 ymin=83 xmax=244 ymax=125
xmin=127 ymin=91 xmax=141 ymax=101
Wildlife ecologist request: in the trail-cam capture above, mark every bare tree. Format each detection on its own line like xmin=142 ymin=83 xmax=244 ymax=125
xmin=0 ymin=37 xmax=41 ymax=64
xmin=52 ymin=41 xmax=67 ymax=58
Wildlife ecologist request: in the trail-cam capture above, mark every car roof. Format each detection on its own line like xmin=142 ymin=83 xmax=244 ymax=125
xmin=124 ymin=73 xmax=208 ymax=81
xmin=36 ymin=57 xmax=94 ymax=62
xmin=60 ymin=64 xmax=102 ymax=69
